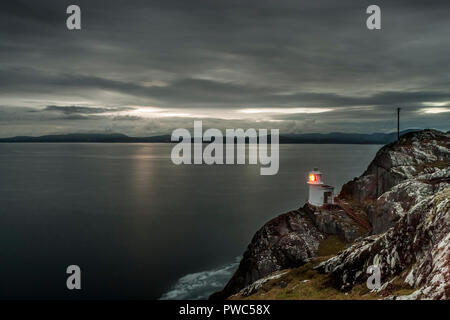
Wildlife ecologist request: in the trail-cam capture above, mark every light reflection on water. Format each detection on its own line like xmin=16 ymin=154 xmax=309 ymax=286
xmin=0 ymin=143 xmax=381 ymax=299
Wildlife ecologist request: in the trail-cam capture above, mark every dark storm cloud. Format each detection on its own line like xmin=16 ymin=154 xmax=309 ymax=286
xmin=0 ymin=0 xmax=449 ymax=136
xmin=2 ymin=67 xmax=450 ymax=109
xmin=44 ymin=105 xmax=124 ymax=114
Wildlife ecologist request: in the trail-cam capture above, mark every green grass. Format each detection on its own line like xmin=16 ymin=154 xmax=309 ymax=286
xmin=230 ymin=246 xmax=419 ymax=300
xmin=231 ymin=262 xmax=379 ymax=300
xmin=317 ymin=235 xmax=347 ymax=257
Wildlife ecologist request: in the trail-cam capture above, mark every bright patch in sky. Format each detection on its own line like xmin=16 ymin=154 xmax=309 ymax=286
xmin=422 ymin=101 xmax=449 ymax=107
xmin=420 ymin=107 xmax=450 ymax=114
xmin=121 ymin=107 xmax=335 ymax=120
xmin=239 ymin=108 xmax=333 ymax=114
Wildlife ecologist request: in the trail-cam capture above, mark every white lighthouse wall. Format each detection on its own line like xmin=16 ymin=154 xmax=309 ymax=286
xmin=308 ymin=184 xmax=324 ymax=206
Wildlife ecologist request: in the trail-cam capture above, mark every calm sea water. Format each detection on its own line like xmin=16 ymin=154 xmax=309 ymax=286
xmin=0 ymin=143 xmax=381 ymax=299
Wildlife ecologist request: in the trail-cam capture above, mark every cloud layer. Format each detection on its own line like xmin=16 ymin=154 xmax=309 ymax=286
xmin=0 ymin=0 xmax=449 ymax=137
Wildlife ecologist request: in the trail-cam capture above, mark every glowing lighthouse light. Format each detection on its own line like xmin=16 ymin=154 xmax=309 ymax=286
xmin=309 ymin=173 xmax=317 ymax=183
xmin=307 ymin=168 xmax=323 ymax=185
xmin=307 ymin=168 xmax=334 ymax=206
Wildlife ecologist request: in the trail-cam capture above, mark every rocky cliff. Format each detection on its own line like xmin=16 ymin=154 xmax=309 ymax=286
xmin=212 ymin=129 xmax=449 ymax=300
xmin=340 ymin=129 xmax=449 ymax=233
xmin=210 ymin=205 xmax=367 ymax=300
xmin=318 ymin=129 xmax=450 ymax=299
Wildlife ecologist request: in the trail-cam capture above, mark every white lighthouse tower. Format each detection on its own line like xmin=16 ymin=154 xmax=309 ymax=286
xmin=307 ymin=168 xmax=334 ymax=207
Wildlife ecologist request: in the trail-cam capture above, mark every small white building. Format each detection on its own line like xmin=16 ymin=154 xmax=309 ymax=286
xmin=307 ymin=168 xmax=334 ymax=207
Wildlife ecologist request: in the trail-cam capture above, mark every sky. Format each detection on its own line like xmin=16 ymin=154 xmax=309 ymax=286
xmin=0 ymin=0 xmax=449 ymax=137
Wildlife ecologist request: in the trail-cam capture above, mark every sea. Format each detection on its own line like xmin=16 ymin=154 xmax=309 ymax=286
xmin=0 ymin=143 xmax=381 ymax=299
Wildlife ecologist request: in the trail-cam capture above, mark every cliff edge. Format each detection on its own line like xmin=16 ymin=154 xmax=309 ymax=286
xmin=211 ymin=129 xmax=449 ymax=300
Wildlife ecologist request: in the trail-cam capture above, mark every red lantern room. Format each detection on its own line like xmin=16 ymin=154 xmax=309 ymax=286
xmin=307 ymin=168 xmax=323 ymax=185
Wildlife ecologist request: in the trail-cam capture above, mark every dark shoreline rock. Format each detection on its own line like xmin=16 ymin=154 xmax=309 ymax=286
xmin=210 ymin=209 xmax=323 ymax=300
xmin=210 ymin=204 xmax=365 ymax=300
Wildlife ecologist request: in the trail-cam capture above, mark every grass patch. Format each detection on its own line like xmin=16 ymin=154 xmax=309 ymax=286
xmin=231 ymin=263 xmax=379 ymax=300
xmin=230 ymin=259 xmax=418 ymax=300
xmin=317 ymin=235 xmax=347 ymax=257
xmin=393 ymin=288 xmax=416 ymax=296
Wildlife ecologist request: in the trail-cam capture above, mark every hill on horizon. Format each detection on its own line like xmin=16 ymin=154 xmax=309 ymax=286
xmin=0 ymin=129 xmax=429 ymax=144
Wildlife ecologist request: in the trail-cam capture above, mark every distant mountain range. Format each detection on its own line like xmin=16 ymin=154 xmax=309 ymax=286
xmin=0 ymin=133 xmax=172 ymax=143
xmin=0 ymin=129 xmax=422 ymax=144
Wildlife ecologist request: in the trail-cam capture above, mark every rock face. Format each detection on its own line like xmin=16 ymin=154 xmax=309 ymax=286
xmin=318 ymin=130 xmax=450 ymax=299
xmin=303 ymin=204 xmax=365 ymax=242
xmin=339 ymin=129 xmax=449 ymax=233
xmin=213 ymin=129 xmax=450 ymax=300
xmin=211 ymin=204 xmax=366 ymax=300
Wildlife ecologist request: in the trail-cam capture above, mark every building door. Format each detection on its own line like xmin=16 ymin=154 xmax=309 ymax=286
xmin=324 ymin=192 xmax=332 ymax=204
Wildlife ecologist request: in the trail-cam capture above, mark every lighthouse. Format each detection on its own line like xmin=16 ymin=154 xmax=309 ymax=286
xmin=307 ymin=168 xmax=334 ymax=207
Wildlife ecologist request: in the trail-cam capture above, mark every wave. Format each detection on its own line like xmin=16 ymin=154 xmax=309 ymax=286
xmin=159 ymin=257 xmax=240 ymax=300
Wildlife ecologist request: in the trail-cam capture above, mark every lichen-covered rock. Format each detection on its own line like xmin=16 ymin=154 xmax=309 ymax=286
xmin=303 ymin=204 xmax=364 ymax=242
xmin=318 ymin=187 xmax=449 ymax=299
xmin=214 ymin=129 xmax=450 ymax=300
xmin=210 ymin=205 xmax=364 ymax=300
xmin=210 ymin=209 xmax=325 ymax=300
xmin=368 ymin=180 xmax=434 ymax=233
xmin=340 ymin=129 xmax=450 ymax=233
xmin=232 ymin=271 xmax=289 ymax=298
xmin=317 ymin=129 xmax=450 ymax=300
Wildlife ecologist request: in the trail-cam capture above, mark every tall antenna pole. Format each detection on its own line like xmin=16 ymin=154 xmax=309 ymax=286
xmin=397 ymin=107 xmax=401 ymax=140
